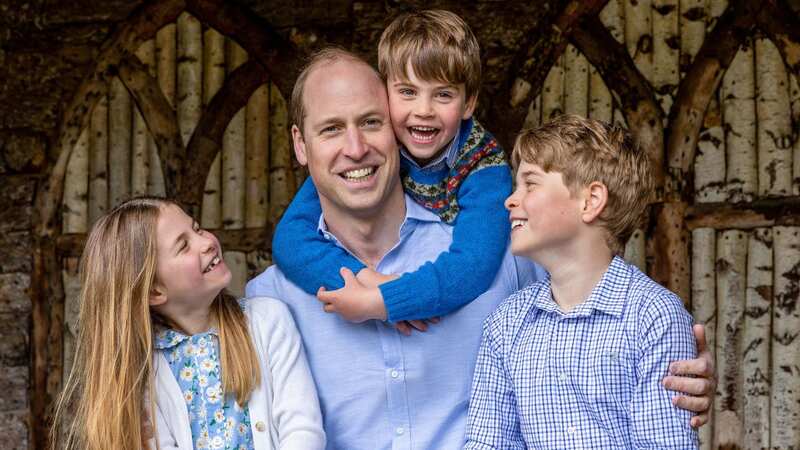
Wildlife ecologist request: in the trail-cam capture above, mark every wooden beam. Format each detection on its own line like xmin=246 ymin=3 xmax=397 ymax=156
xmin=185 ymin=0 xmax=303 ymax=99
xmin=665 ymin=0 xmax=758 ymax=197
xmin=571 ymin=15 xmax=666 ymax=195
xmin=117 ymin=53 xmax=184 ymax=198
xmin=181 ymin=60 xmax=269 ymax=213
xmin=486 ymin=0 xmax=610 ymax=149
xmin=56 ymin=226 xmax=273 ymax=258
xmin=686 ymin=196 xmax=800 ymax=229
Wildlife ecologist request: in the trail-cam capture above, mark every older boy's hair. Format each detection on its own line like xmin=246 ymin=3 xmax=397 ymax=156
xmin=378 ymin=9 xmax=481 ymax=100
xmin=512 ymin=114 xmax=654 ymax=255
xmin=290 ymin=46 xmax=378 ymax=134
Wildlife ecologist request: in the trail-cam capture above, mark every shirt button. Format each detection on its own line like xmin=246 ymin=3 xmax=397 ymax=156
xmin=255 ymin=421 xmax=266 ymax=432
xmin=395 ymin=427 xmax=404 ymax=435
xmin=567 ymin=425 xmax=576 ymax=434
xmin=390 ymin=370 xmax=400 ymax=378
xmin=559 ymin=372 xmax=567 ymax=382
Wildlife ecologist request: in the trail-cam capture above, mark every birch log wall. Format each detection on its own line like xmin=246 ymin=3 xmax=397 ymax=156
xmin=525 ymin=1 xmax=800 ymax=448
xmin=57 ymin=15 xmax=294 ymax=373
xmin=23 ymin=0 xmax=800 ymax=448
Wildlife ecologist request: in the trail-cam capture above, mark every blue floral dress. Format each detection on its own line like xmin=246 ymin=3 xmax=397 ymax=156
xmin=155 ymin=328 xmax=256 ymax=450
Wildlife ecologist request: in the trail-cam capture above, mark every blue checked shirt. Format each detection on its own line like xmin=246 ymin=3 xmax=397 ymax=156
xmin=465 ymin=256 xmax=698 ymax=449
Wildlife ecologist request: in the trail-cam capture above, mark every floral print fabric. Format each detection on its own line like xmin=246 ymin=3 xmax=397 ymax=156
xmin=155 ymin=328 xmax=255 ymax=450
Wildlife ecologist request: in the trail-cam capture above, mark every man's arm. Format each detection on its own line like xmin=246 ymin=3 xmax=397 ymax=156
xmin=662 ymin=324 xmax=717 ymax=427
xmin=465 ymin=320 xmax=526 ymax=449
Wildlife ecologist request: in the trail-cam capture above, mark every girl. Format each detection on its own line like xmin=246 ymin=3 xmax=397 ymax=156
xmin=51 ymin=197 xmax=325 ymax=450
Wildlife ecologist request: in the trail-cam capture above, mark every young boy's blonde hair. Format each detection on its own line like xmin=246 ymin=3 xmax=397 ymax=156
xmin=512 ymin=114 xmax=654 ymax=255
xmin=378 ymin=9 xmax=481 ymax=100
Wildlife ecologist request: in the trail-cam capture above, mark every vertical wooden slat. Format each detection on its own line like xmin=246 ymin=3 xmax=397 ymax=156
xmin=541 ymin=54 xmax=565 ymax=123
xmin=771 ymin=226 xmax=800 ymax=448
xmin=679 ymin=0 xmax=705 ymax=76
xmin=624 ymin=0 xmax=653 ymax=83
xmin=201 ymin=28 xmax=225 ymax=229
xmin=177 ymin=12 xmax=202 ymax=147
xmin=246 ymin=83 xmax=269 ymax=228
xmin=563 ymin=44 xmax=589 ymax=117
xmin=89 ymin=95 xmax=109 ymax=224
xmin=62 ymin=129 xmax=89 ymax=378
xmin=223 ymin=41 xmax=248 ymax=297
xmin=743 ymin=227 xmax=772 ymax=450
xmin=132 ymin=40 xmax=156 ymax=197
xmin=691 ymin=227 xmax=716 ymax=450
xmin=755 ymin=35 xmax=793 ymax=197
xmin=714 ymin=229 xmax=747 ymax=449
xmin=721 ymin=37 xmax=757 ymax=203
xmin=108 ymin=77 xmax=132 ymax=207
xmin=522 ymin=94 xmax=541 ymax=129
xmin=152 ymin=23 xmax=176 ymax=196
xmin=62 ymin=128 xmax=89 ymax=234
xmin=597 ymin=0 xmax=623 ymax=123
xmin=268 ymin=83 xmax=297 ymax=226
xmin=695 ymin=93 xmax=727 ymax=203
xmin=600 ymin=0 xmax=625 ymax=44
xmin=652 ymin=0 xmax=679 ymax=116
xmin=791 ymin=74 xmax=800 ymax=196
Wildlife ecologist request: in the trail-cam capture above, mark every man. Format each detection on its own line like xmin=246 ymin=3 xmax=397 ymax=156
xmin=245 ymin=48 xmax=713 ymax=449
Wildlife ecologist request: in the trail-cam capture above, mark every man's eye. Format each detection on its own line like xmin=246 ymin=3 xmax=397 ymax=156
xmin=363 ymin=118 xmax=382 ymax=128
xmin=321 ymin=125 xmax=339 ymax=134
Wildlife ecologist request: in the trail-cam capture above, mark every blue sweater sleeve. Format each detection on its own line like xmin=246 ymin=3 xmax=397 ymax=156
xmin=379 ymin=165 xmax=512 ymax=321
xmin=271 ymin=177 xmax=366 ymax=295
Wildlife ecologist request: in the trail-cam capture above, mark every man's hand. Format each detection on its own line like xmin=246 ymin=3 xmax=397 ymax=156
xmin=317 ymin=267 xmax=389 ymax=322
xmin=662 ymin=324 xmax=717 ymax=428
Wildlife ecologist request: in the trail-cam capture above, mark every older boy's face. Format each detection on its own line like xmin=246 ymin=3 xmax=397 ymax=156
xmin=504 ymin=161 xmax=583 ymax=259
xmin=387 ymin=64 xmax=476 ymax=166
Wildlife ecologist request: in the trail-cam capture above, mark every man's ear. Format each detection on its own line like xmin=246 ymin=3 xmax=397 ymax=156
xmin=462 ymin=94 xmax=478 ymax=120
xmin=581 ymin=181 xmax=608 ymax=224
xmin=292 ymin=124 xmax=308 ymax=166
xmin=149 ymin=284 xmax=168 ymax=307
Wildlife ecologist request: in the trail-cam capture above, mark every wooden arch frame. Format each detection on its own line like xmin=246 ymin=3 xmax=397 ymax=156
xmin=483 ymin=0 xmax=800 ymax=303
xmin=29 ymin=0 xmax=308 ymax=446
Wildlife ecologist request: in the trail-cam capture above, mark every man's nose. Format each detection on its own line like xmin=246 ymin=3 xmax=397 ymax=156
xmin=343 ymin=128 xmax=368 ymax=159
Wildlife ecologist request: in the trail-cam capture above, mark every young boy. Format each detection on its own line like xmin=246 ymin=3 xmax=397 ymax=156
xmin=272 ymin=10 xmax=511 ymax=327
xmin=465 ymin=115 xmax=698 ymax=448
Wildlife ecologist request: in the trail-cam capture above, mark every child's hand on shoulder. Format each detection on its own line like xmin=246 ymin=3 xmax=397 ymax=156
xmin=317 ymin=267 xmax=393 ymax=322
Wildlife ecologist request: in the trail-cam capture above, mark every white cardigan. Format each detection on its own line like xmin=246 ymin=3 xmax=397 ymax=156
xmin=151 ymin=297 xmax=326 ymax=450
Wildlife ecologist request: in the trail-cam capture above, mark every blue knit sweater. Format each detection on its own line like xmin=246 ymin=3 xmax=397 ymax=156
xmin=271 ymin=118 xmax=511 ymax=321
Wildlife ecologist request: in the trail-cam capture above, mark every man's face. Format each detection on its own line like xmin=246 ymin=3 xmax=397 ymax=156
xmin=292 ymin=59 xmax=401 ymax=220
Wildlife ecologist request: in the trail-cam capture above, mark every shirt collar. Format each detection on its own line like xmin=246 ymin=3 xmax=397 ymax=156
xmin=154 ymin=327 xmax=219 ymax=350
xmin=398 ymin=118 xmax=473 ymax=171
xmin=531 ymin=256 xmax=629 ymax=318
xmin=316 ymin=194 xmax=441 ymax=249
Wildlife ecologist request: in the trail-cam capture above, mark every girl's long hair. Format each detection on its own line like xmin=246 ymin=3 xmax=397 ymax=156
xmin=50 ymin=197 xmax=260 ymax=450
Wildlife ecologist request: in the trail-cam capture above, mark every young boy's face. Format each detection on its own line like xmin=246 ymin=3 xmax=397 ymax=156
xmin=387 ymin=63 xmax=476 ymax=165
xmin=505 ymin=161 xmax=584 ymax=259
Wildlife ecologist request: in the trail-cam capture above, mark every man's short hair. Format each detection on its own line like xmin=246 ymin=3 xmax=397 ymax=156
xmin=377 ymin=9 xmax=481 ymax=100
xmin=512 ymin=114 xmax=654 ymax=255
xmin=290 ymin=47 xmax=378 ymax=135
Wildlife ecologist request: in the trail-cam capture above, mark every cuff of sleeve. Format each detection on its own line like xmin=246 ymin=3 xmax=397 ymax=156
xmin=379 ymin=270 xmax=439 ymax=322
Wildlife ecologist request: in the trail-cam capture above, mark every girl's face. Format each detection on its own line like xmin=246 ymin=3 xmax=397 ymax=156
xmin=153 ymin=204 xmax=231 ymax=312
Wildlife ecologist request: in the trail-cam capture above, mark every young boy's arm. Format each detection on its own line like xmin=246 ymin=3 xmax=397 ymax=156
xmin=465 ymin=318 xmax=526 ymax=449
xmin=631 ymin=293 xmax=699 ymax=448
xmin=272 ymin=178 xmax=366 ymax=293
xmin=319 ymin=165 xmax=511 ymax=322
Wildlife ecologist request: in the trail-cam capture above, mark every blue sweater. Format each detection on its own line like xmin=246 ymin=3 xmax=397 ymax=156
xmin=271 ymin=118 xmax=511 ymax=321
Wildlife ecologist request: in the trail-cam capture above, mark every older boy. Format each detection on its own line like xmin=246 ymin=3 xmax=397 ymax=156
xmin=272 ymin=10 xmax=511 ymax=326
xmin=466 ymin=115 xmax=698 ymax=448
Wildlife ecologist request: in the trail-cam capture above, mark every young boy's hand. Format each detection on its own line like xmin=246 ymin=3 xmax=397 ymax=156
xmin=662 ymin=324 xmax=717 ymax=428
xmin=317 ymin=267 xmax=390 ymax=322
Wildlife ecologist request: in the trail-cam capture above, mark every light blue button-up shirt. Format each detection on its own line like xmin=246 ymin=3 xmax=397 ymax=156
xmin=246 ymin=195 xmax=543 ymax=450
